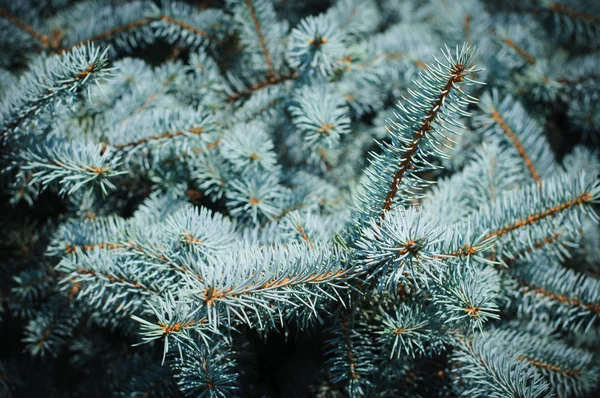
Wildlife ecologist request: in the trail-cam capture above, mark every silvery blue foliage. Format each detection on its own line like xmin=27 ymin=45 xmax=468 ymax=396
xmin=1 ymin=0 xmax=599 ymax=397
xmin=287 ymin=13 xmax=347 ymax=76
xmin=288 ymin=82 xmax=351 ymax=148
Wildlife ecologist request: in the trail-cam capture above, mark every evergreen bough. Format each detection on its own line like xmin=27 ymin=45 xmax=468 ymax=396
xmin=1 ymin=0 xmax=599 ymax=397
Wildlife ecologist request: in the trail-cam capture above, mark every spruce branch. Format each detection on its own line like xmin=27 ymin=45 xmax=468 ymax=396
xmin=163 ymin=136 xmax=222 ymax=165
xmin=452 ymin=332 xmax=552 ymax=398
xmin=500 ymin=36 xmax=537 ymax=65
xmin=3 ymin=2 xmax=600 ymax=396
xmin=486 ymin=328 xmax=599 ymax=397
xmin=63 ymin=242 xmax=124 ymax=254
xmin=104 ymin=107 xmax=216 ymax=160
xmin=47 ymin=216 xmax=128 ymax=257
xmin=356 ymin=173 xmax=598 ymax=293
xmin=171 ymin=339 xmax=239 ymax=397
xmin=376 ymin=302 xmax=447 ymax=359
xmin=516 ymin=356 xmax=581 ymax=378
xmin=226 ymin=71 xmax=298 ymax=102
xmin=118 ymin=72 xmax=180 ymax=126
xmin=481 ymin=184 xmax=596 ymax=242
xmin=17 ymin=140 xmax=126 ymax=196
xmin=133 ymin=294 xmax=212 ymax=364
xmin=287 ymin=13 xmax=347 ymax=76
xmin=325 ymin=316 xmax=376 ymax=396
xmin=228 ymin=0 xmax=287 ymax=75
xmin=433 ymin=263 xmax=501 ymax=330
xmin=0 ymin=7 xmax=50 ymax=48
xmin=0 ymin=44 xmax=110 ymax=139
xmin=57 ymin=250 xmax=167 ymax=301
xmin=66 ymin=265 xmax=162 ymax=296
xmin=500 ymin=231 xmax=568 ymax=267
xmin=61 ymin=2 xmax=222 ymax=52
xmin=106 ymin=125 xmax=205 ymax=151
xmin=475 ymin=91 xmax=555 ymax=184
xmin=23 ymin=311 xmax=77 ymax=357
xmin=157 ymin=14 xmax=215 ymax=41
xmin=523 ymin=0 xmax=600 ymax=46
xmin=171 ymin=242 xmax=351 ymax=332
xmin=547 ymin=2 xmax=600 ymax=26
xmin=489 ymin=107 xmax=540 ymax=181
xmin=358 ymin=43 xmax=482 ymax=225
xmin=378 ymin=63 xmax=464 ymax=211
xmin=507 ymin=259 xmax=600 ymax=332
xmin=243 ymin=0 xmax=274 ymax=74
xmin=63 ymin=17 xmax=153 ymax=51
xmin=458 ymin=172 xmax=599 ymax=261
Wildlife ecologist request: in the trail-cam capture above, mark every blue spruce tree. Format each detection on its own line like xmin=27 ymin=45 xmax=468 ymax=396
xmin=0 ymin=0 xmax=599 ymax=397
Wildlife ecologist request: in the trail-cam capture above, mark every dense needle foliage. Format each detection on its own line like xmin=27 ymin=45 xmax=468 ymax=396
xmin=1 ymin=0 xmax=599 ymax=397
